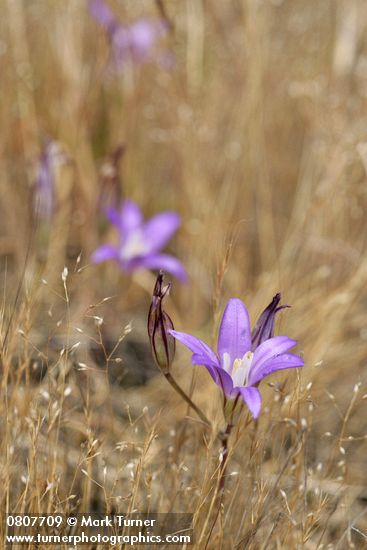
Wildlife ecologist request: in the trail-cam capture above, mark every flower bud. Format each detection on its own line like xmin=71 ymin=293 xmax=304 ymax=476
xmin=148 ymin=271 xmax=175 ymax=373
xmin=251 ymin=293 xmax=290 ymax=350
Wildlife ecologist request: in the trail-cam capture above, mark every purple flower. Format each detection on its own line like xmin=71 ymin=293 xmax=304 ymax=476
xmin=33 ymin=140 xmax=66 ymax=221
xmin=169 ymin=297 xmax=304 ymax=419
xmin=92 ymin=200 xmax=187 ymax=281
xmin=88 ymin=0 xmax=169 ymax=70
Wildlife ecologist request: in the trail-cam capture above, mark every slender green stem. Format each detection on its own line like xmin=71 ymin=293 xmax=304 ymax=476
xmin=164 ymin=372 xmax=211 ymax=428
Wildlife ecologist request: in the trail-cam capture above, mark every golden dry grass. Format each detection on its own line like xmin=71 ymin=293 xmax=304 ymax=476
xmin=1 ymin=0 xmax=367 ymax=548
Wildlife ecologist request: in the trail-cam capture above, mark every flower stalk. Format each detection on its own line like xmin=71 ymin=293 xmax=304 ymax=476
xmin=164 ymin=371 xmax=211 ymax=427
xmin=218 ymin=422 xmax=233 ymax=493
xmin=148 ymin=272 xmax=211 ymax=428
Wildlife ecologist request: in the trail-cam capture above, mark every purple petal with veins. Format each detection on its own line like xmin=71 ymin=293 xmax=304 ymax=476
xmin=235 ymin=387 xmax=262 ymax=419
xmin=168 ymin=331 xmax=219 ymax=369
xmin=218 ymin=299 xmax=251 ymax=369
xmin=252 ymin=336 xmax=298 ymax=371
xmin=169 ymin=329 xmax=233 ymax=395
xmin=249 ymin=353 xmax=304 ymax=387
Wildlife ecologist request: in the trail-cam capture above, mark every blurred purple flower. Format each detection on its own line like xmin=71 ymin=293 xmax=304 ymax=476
xmin=170 ymin=297 xmax=304 ymax=419
xmin=88 ymin=0 xmax=170 ymax=70
xmin=33 ymin=140 xmax=66 ymax=221
xmin=92 ymin=200 xmax=187 ymax=281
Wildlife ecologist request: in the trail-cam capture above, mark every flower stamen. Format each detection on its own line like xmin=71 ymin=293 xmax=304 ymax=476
xmin=231 ymin=351 xmax=254 ymax=387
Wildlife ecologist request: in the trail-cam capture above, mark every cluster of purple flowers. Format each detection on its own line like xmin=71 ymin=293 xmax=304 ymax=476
xmin=147 ymin=278 xmax=304 ymax=419
xmin=90 ymin=194 xmax=304 ymax=419
xmin=33 ymin=1 xmax=305 ymax=424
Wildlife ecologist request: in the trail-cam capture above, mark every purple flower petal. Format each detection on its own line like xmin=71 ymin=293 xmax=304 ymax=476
xmin=213 ymin=367 xmax=234 ymax=396
xmin=110 ymin=18 xmax=167 ymax=67
xmin=252 ymin=336 xmax=297 ymax=372
xmin=142 ymin=212 xmax=180 ymax=253
xmin=88 ymin=0 xmax=118 ymax=33
xmin=91 ymin=244 xmax=118 ymax=263
xmin=249 ymin=353 xmax=304 ymax=386
xmin=236 ymin=387 xmax=262 ymax=419
xmin=136 ymin=253 xmax=187 ymax=281
xmin=104 ymin=206 xmax=120 ymax=227
xmin=128 ymin=19 xmax=161 ymax=62
xmin=218 ymin=299 xmax=251 ymax=369
xmin=169 ymin=330 xmax=219 ymax=369
xmin=169 ymin=330 xmax=233 ymax=395
xmin=198 ymin=362 xmax=234 ymax=396
xmin=119 ymin=200 xmax=143 ymax=233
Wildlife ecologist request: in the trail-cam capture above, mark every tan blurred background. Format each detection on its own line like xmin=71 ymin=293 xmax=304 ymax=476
xmin=1 ymin=0 xmax=367 ymax=546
